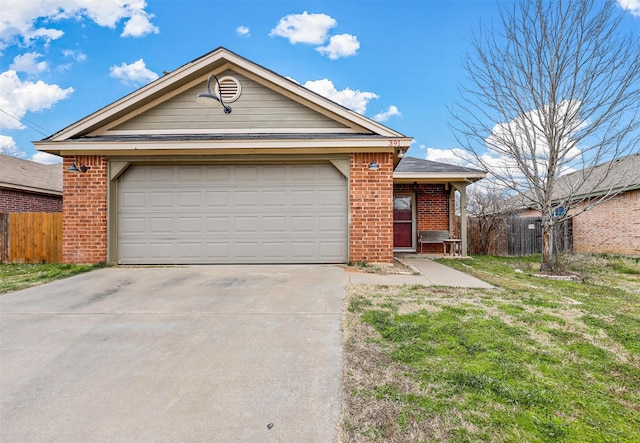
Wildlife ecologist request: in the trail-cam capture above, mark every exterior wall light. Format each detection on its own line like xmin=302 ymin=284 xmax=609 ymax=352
xmin=368 ymin=161 xmax=380 ymax=171
xmin=196 ymin=74 xmax=232 ymax=114
xmin=67 ymin=162 xmax=89 ymax=173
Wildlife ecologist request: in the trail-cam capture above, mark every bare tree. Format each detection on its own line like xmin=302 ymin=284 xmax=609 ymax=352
xmin=452 ymin=0 xmax=640 ymax=271
xmin=467 ymin=184 xmax=513 ymax=255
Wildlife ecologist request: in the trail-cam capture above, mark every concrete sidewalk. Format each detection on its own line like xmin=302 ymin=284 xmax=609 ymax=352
xmin=347 ymin=256 xmax=493 ymax=288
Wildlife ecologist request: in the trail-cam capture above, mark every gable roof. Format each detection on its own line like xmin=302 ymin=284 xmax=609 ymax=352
xmin=394 ymin=156 xmax=486 ymax=183
xmin=511 ymin=153 xmax=640 ymax=209
xmin=0 ymin=154 xmax=62 ymax=196
xmin=559 ymin=153 xmax=640 ymax=198
xmin=36 ymin=47 xmax=411 ymax=156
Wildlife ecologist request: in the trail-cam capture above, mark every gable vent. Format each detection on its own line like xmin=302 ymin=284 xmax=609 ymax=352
xmin=215 ymin=76 xmax=242 ymax=103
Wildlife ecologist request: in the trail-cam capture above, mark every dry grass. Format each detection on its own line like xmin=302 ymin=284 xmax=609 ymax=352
xmin=339 ymin=254 xmax=640 ymax=442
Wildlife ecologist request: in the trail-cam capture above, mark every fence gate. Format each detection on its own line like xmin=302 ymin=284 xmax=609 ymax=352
xmin=507 ymin=217 xmax=542 ymax=256
xmin=468 ymin=216 xmax=573 ymax=257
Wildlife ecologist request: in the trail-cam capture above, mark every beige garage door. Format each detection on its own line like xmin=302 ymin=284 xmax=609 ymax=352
xmin=117 ymin=163 xmax=348 ymax=264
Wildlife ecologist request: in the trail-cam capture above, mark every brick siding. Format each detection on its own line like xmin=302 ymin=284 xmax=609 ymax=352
xmin=518 ymin=189 xmax=640 ymax=256
xmin=62 ymin=155 xmax=108 ymax=264
xmin=572 ymin=190 xmax=640 ymax=256
xmin=349 ymin=152 xmax=394 ymax=263
xmin=394 ymin=183 xmax=452 ymax=253
xmin=0 ymin=189 xmax=62 ymax=213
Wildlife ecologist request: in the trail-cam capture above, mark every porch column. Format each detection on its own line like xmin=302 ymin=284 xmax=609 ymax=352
xmin=452 ymin=182 xmax=468 ymax=257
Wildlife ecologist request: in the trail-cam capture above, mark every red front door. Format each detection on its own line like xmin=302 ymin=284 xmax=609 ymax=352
xmin=393 ymin=194 xmax=415 ymax=249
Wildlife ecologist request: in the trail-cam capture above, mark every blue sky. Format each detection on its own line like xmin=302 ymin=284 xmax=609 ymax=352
xmin=1 ymin=0 xmax=639 ymax=165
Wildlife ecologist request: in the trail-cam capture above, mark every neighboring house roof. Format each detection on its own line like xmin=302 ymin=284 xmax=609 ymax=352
xmin=512 ymin=153 xmax=640 ymax=210
xmin=394 ymin=156 xmax=486 ymax=183
xmin=0 ymin=154 xmax=62 ymax=196
xmin=35 ymin=47 xmax=412 ymax=157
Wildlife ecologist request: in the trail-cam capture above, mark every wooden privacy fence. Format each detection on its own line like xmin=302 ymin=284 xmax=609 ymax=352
xmin=0 ymin=213 xmax=62 ymax=263
xmin=468 ymin=216 xmax=573 ymax=257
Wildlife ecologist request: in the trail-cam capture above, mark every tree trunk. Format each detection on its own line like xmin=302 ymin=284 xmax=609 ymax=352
xmin=541 ymin=224 xmax=554 ymax=272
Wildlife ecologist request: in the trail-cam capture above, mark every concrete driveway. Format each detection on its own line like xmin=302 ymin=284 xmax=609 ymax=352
xmin=0 ymin=265 xmax=347 ymax=443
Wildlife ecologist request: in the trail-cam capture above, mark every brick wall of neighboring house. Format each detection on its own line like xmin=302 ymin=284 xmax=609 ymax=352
xmin=572 ymin=189 xmax=640 ymax=256
xmin=0 ymin=189 xmax=62 ymax=212
xmin=517 ymin=189 xmax=640 ymax=256
xmin=350 ymin=152 xmax=394 ymax=263
xmin=62 ymin=155 xmax=108 ymax=264
xmin=394 ymin=183 xmax=451 ymax=253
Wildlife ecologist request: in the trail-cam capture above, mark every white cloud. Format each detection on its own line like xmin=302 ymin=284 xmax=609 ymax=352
xmin=485 ymin=100 xmax=584 ymax=174
xmin=0 ymin=0 xmax=159 ymax=47
xmin=109 ymin=59 xmax=158 ymax=85
xmin=121 ymin=11 xmax=159 ymax=37
xmin=373 ymin=105 xmax=401 ymax=122
xmin=425 ymin=147 xmax=475 ymax=166
xmin=31 ymin=151 xmax=61 ymax=164
xmin=270 ymin=11 xmax=336 ymax=44
xmin=62 ymin=49 xmax=87 ymax=62
xmin=316 ymin=34 xmax=360 ymax=59
xmin=10 ymin=52 xmax=48 ymax=74
xmin=0 ymin=135 xmax=26 ymax=157
xmin=0 ymin=70 xmax=73 ymax=130
xmin=618 ymin=0 xmax=640 ymax=16
xmin=303 ymin=79 xmax=378 ymax=114
xmin=236 ymin=26 xmax=250 ymax=37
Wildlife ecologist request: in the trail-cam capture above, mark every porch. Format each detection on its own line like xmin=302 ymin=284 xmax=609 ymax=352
xmin=392 ymin=157 xmax=486 ymax=257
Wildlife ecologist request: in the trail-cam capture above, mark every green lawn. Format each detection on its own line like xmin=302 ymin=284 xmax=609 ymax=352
xmin=341 ymin=254 xmax=640 ymax=442
xmin=0 ymin=263 xmax=102 ymax=294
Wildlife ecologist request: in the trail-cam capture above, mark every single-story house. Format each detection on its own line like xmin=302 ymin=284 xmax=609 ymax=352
xmin=514 ymin=153 xmax=640 ymax=256
xmin=0 ymin=154 xmax=62 ymax=213
xmin=35 ymin=47 xmax=485 ymax=265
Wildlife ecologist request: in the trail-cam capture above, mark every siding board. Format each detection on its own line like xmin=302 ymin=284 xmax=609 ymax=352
xmin=108 ymin=73 xmax=352 ymax=133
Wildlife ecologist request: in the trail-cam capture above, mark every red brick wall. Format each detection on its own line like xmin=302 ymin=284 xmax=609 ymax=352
xmin=62 ymin=155 xmax=108 ymax=264
xmin=394 ymin=183 xmax=451 ymax=253
xmin=0 ymin=189 xmax=62 ymax=213
xmin=572 ymin=190 xmax=640 ymax=256
xmin=349 ymin=152 xmax=394 ymax=263
xmin=517 ymin=189 xmax=640 ymax=256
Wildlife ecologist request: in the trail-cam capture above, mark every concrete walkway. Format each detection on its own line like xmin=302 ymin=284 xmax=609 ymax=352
xmin=347 ymin=256 xmax=493 ymax=288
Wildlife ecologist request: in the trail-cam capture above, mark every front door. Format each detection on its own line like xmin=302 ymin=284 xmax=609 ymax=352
xmin=393 ymin=193 xmax=416 ymax=250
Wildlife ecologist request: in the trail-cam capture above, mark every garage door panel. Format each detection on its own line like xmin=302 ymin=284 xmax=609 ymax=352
xmin=320 ymin=216 xmax=344 ymax=232
xmin=120 ymin=191 xmax=145 ymax=208
xmin=320 ymin=189 xmax=345 ymax=205
xmin=178 ymin=243 xmax=202 ymax=259
xmin=118 ymin=164 xmax=347 ymax=264
xmin=263 ymin=191 xmax=287 ymax=206
xmin=205 ymin=216 xmax=230 ymax=232
xmin=291 ymin=216 xmax=315 ymax=232
xmin=205 ymin=191 xmax=230 ymax=207
xmin=177 ymin=191 xmax=201 ymax=207
xmin=234 ymin=191 xmax=259 ymax=206
xmin=177 ymin=217 xmax=201 ymax=232
xmin=120 ymin=217 xmax=145 ymax=234
xmin=149 ymin=167 xmax=175 ymax=182
xmin=235 ymin=216 xmax=259 ymax=233
xmin=149 ymin=192 xmax=173 ymax=208
xmin=290 ymin=190 xmax=315 ymax=206
xmin=263 ymin=216 xmax=287 ymax=232
xmin=177 ymin=166 xmax=203 ymax=182
xmin=206 ymin=242 xmax=231 ymax=258
xmin=235 ymin=242 xmax=259 ymax=258
xmin=263 ymin=242 xmax=287 ymax=258
xmin=149 ymin=243 xmax=174 ymax=259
